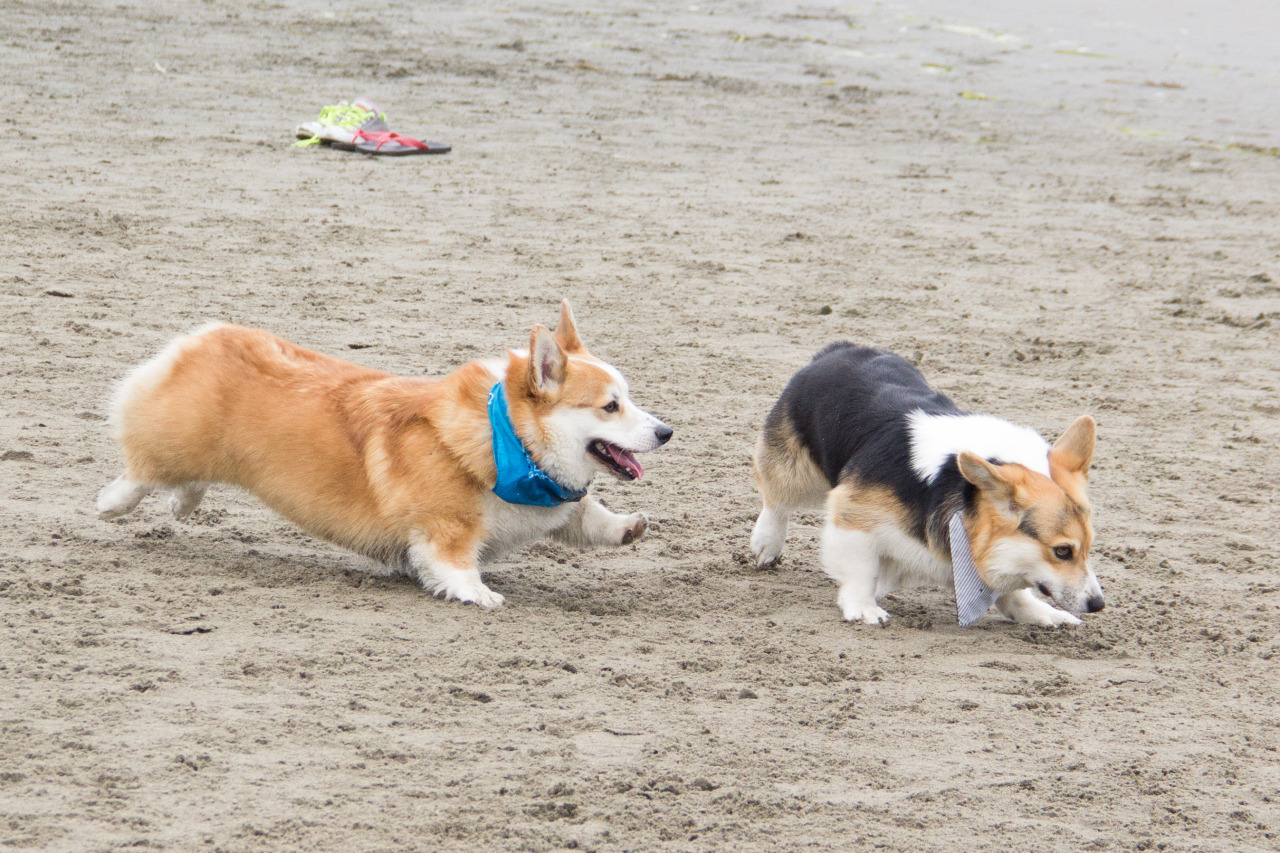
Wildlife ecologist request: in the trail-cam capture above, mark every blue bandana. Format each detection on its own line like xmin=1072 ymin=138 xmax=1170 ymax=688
xmin=950 ymin=511 xmax=999 ymax=627
xmin=488 ymin=382 xmax=587 ymax=507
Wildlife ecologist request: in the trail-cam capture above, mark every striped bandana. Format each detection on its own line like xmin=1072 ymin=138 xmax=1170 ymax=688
xmin=950 ymin=511 xmax=998 ymax=627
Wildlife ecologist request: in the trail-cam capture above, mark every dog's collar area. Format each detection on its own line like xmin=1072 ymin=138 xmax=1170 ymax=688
xmin=488 ymin=382 xmax=587 ymax=507
xmin=950 ymin=511 xmax=998 ymax=627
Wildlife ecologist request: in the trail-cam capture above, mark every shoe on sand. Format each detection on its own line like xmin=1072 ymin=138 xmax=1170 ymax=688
xmin=293 ymin=98 xmax=388 ymax=147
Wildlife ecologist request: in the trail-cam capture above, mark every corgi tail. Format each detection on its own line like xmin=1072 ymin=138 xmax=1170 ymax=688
xmin=97 ymin=323 xmax=227 ymax=519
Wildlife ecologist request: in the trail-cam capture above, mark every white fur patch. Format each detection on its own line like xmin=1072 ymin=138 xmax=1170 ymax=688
xmin=407 ymin=538 xmax=504 ymax=608
xmin=819 ymin=523 xmax=890 ymax=625
xmin=479 ymin=357 xmax=509 ymax=380
xmin=479 ymin=492 xmax=577 ymax=560
xmin=576 ymin=355 xmax=626 ymax=391
xmin=907 ymin=411 xmax=1050 ymax=483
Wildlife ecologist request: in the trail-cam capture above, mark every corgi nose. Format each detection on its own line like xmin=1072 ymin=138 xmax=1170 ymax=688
xmin=654 ymin=424 xmax=673 ymax=446
xmin=1086 ymin=594 xmax=1105 ymax=613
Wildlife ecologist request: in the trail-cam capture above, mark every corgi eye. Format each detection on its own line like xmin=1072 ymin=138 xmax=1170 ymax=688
xmin=1053 ymin=545 xmax=1074 ymax=561
xmin=602 ymin=400 xmax=619 ymax=414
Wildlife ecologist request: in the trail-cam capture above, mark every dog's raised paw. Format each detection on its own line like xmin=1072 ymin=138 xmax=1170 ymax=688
xmin=97 ymin=504 xmax=130 ymax=521
xmin=96 ymin=476 xmax=152 ymax=520
xmin=620 ymin=513 xmax=648 ymax=545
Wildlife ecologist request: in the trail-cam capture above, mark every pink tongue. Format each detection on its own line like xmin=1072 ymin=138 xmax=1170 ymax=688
xmin=605 ymin=444 xmax=644 ymax=479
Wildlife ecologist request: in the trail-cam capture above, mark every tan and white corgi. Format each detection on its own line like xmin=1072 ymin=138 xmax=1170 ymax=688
xmin=96 ymin=301 xmax=672 ymax=608
xmin=749 ymin=342 xmax=1104 ymax=628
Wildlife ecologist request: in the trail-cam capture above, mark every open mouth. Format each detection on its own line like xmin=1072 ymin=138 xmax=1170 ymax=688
xmin=588 ymin=440 xmax=644 ymax=481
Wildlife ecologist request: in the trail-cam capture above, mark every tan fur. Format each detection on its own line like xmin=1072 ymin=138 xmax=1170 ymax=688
xmin=752 ymin=414 xmax=828 ymax=510
xmin=827 ymin=479 xmax=909 ymax=533
xmin=1048 ymin=415 xmax=1095 ymax=507
xmin=105 ymin=304 xmax=621 ymax=569
xmin=959 ymin=446 xmax=1095 ymax=589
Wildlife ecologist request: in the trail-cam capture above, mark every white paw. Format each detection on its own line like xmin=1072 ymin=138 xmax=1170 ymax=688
xmin=751 ymin=535 xmax=784 ymax=567
xmin=429 ymin=572 xmax=505 ymax=609
xmin=619 ymin=513 xmax=647 ymax=545
xmin=97 ymin=501 xmax=130 ymax=521
xmin=750 ymin=510 xmax=787 ymax=566
xmin=838 ymin=591 xmax=890 ymax=626
xmin=470 ymin=585 xmax=506 ymax=609
xmin=849 ymin=606 xmax=890 ymax=626
xmin=998 ymin=589 xmax=1084 ymax=628
xmin=1006 ymin=597 xmax=1082 ymax=628
xmin=1033 ymin=608 xmax=1082 ymax=628
xmin=168 ymin=483 xmax=207 ymax=520
xmin=96 ymin=477 xmax=150 ymax=520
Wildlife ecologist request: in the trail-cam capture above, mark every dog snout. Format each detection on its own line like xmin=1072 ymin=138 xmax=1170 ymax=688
xmin=1086 ymin=593 xmax=1105 ymax=613
xmin=654 ymin=424 xmax=673 ymax=446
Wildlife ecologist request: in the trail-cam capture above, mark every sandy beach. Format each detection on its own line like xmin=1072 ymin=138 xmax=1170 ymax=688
xmin=2 ymin=1 xmax=1278 ymax=850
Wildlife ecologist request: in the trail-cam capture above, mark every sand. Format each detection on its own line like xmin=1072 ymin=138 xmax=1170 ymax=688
xmin=2 ymin=1 xmax=1278 ymax=850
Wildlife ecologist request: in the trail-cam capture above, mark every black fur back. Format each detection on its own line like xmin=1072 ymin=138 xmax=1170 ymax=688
xmin=765 ymin=342 xmax=972 ymax=545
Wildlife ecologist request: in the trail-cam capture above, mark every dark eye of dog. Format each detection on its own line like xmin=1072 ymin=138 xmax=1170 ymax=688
xmin=602 ymin=400 xmax=619 ymax=414
xmin=1053 ymin=545 xmax=1074 ymax=561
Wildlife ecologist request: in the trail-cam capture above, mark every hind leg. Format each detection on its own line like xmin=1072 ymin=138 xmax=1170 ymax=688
xmin=168 ymin=481 xmax=209 ymax=520
xmin=750 ymin=504 xmax=793 ymax=567
xmin=96 ymin=475 xmax=154 ymax=520
xmin=749 ymin=423 xmax=829 ymax=567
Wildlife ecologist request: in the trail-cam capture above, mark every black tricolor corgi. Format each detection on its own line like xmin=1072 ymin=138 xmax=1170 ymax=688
xmin=749 ymin=342 xmax=1104 ymax=627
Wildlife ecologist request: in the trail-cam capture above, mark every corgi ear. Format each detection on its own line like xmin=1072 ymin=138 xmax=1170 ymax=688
xmin=529 ymin=325 xmax=567 ymax=395
xmin=1050 ymin=415 xmax=1095 ymax=477
xmin=957 ymin=452 xmax=1022 ymax=520
xmin=555 ymin=299 xmax=583 ymax=353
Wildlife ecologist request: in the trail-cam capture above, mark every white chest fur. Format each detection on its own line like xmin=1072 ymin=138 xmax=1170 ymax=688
xmin=479 ymin=493 xmax=577 ymax=561
xmin=870 ymin=523 xmax=954 ymax=593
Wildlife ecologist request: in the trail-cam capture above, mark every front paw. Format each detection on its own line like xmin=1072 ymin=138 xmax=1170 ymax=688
xmin=619 ymin=513 xmax=648 ymax=545
xmin=470 ymin=585 xmax=506 ymax=609
xmin=998 ymin=590 xmax=1083 ymax=628
xmin=1032 ymin=608 xmax=1082 ymax=628
xmin=837 ymin=590 xmax=890 ymax=626
xmin=846 ymin=606 xmax=890 ymax=626
xmin=428 ymin=573 xmax=505 ymax=609
xmin=441 ymin=583 xmax=505 ymax=609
